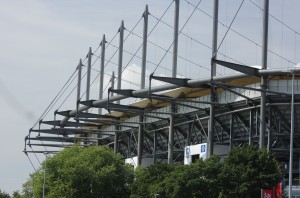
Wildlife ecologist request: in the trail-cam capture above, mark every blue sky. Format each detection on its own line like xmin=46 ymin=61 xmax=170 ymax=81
xmin=0 ymin=0 xmax=299 ymax=194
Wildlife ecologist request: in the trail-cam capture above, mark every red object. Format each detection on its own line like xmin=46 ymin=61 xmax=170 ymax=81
xmin=261 ymin=181 xmax=283 ymax=198
xmin=274 ymin=182 xmax=282 ymax=198
xmin=261 ymin=189 xmax=273 ymax=198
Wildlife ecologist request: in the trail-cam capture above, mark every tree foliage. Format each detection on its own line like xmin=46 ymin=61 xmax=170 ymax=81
xmin=219 ymin=145 xmax=283 ymax=197
xmin=0 ymin=190 xmax=10 ymax=198
xmin=131 ymin=162 xmax=176 ymax=198
xmin=11 ymin=191 xmax=21 ymax=198
xmin=27 ymin=145 xmax=134 ymax=198
xmin=131 ymin=156 xmax=222 ymax=198
xmin=131 ymin=146 xmax=283 ymax=198
xmin=22 ymin=145 xmax=283 ymax=197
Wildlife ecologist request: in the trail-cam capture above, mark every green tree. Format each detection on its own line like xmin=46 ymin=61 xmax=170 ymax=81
xmin=131 ymin=155 xmax=222 ymax=198
xmin=160 ymin=155 xmax=222 ymax=198
xmin=11 ymin=191 xmax=21 ymax=198
xmin=27 ymin=145 xmax=134 ymax=198
xmin=0 ymin=189 xmax=10 ymax=198
xmin=21 ymin=175 xmax=33 ymax=198
xmin=131 ymin=163 xmax=175 ymax=198
xmin=131 ymin=146 xmax=283 ymax=198
xmin=219 ymin=145 xmax=283 ymax=198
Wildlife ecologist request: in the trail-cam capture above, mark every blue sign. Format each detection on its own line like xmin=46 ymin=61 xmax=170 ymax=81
xmin=186 ymin=147 xmax=190 ymax=156
xmin=201 ymin=145 xmax=206 ymax=153
xmin=185 ymin=147 xmax=191 ymax=158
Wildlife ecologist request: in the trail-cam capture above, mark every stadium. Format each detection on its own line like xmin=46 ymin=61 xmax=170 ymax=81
xmin=24 ymin=0 xmax=300 ymax=196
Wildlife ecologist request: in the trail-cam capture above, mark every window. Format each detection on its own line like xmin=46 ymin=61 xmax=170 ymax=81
xmin=192 ymin=154 xmax=199 ymax=163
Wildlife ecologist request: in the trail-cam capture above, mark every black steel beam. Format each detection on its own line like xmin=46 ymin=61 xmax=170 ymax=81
xmin=212 ymin=58 xmax=259 ymax=76
xmin=41 ymin=120 xmax=99 ymax=128
xmin=212 ymin=82 xmax=290 ymax=96
xmin=109 ymin=88 xmax=135 ymax=97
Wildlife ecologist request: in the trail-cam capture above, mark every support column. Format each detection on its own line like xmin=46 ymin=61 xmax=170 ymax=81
xmin=208 ymin=0 xmax=219 ymax=157
xmin=153 ymin=131 xmax=157 ymax=164
xmin=141 ymin=5 xmax=149 ymax=90
xmin=127 ymin=132 xmax=131 ymax=158
xmin=98 ymin=35 xmax=106 ymax=115
xmin=76 ymin=59 xmax=83 ymax=103
xmin=42 ymin=153 xmax=48 ymax=198
xmin=249 ymin=109 xmax=253 ymax=145
xmin=187 ymin=122 xmax=192 ymax=146
xmin=137 ymin=5 xmax=149 ymax=167
xmin=76 ymin=59 xmax=83 ymax=119
xmin=86 ymin=47 xmax=92 ymax=102
xmin=114 ymin=21 xmax=124 ymax=152
xmin=138 ymin=116 xmax=144 ymax=165
xmin=267 ymin=106 xmax=272 ymax=151
xmin=111 ymin=71 xmax=115 ymax=96
xmin=168 ymin=0 xmax=179 ymax=165
xmin=114 ymin=118 xmax=120 ymax=153
xmin=96 ymin=35 xmax=106 ymax=146
xmin=172 ymin=0 xmax=179 ymax=78
xmin=230 ymin=113 xmax=234 ymax=150
xmin=289 ymin=70 xmax=295 ymax=197
xmin=84 ymin=48 xmax=92 ymax=144
xmin=256 ymin=110 xmax=259 ymax=136
xmin=299 ymin=154 xmax=300 ymax=186
xmin=168 ymin=105 xmax=176 ymax=164
xmin=114 ymin=126 xmax=119 ymax=153
xmin=117 ymin=21 xmax=124 ymax=93
xmin=259 ymin=0 xmax=269 ymax=149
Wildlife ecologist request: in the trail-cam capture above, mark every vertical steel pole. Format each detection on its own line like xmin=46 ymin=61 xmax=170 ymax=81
xmin=267 ymin=106 xmax=271 ymax=151
xmin=141 ymin=5 xmax=149 ymax=89
xmin=114 ymin=21 xmax=124 ymax=152
xmin=289 ymin=70 xmax=295 ymax=197
xmin=172 ymin=0 xmax=179 ymax=78
xmin=211 ymin=0 xmax=219 ymax=77
xmin=208 ymin=0 xmax=219 ymax=157
xmin=86 ymin=47 xmax=92 ymax=101
xmin=259 ymin=0 xmax=269 ymax=149
xmin=256 ymin=110 xmax=259 ymax=136
xmin=96 ymin=35 xmax=106 ymax=145
xmin=98 ymin=35 xmax=106 ymax=115
xmin=168 ymin=105 xmax=176 ymax=164
xmin=42 ymin=153 xmax=48 ymax=198
xmin=76 ymin=59 xmax=83 ymax=103
xmin=114 ymin=119 xmax=120 ymax=153
xmin=128 ymin=133 xmax=131 ymax=158
xmin=249 ymin=109 xmax=253 ymax=145
xmin=299 ymin=154 xmax=300 ymax=186
xmin=153 ymin=131 xmax=157 ymax=164
xmin=230 ymin=113 xmax=234 ymax=150
xmin=187 ymin=122 xmax=192 ymax=146
xmin=111 ymin=71 xmax=115 ymax=96
xmin=137 ymin=5 xmax=149 ymax=167
xmin=138 ymin=115 xmax=144 ymax=166
xmin=114 ymin=129 xmax=119 ymax=153
xmin=84 ymin=48 xmax=92 ymax=143
xmin=168 ymin=0 xmax=179 ymax=165
xmin=76 ymin=59 xmax=83 ymax=123
xmin=117 ymin=21 xmax=124 ymax=93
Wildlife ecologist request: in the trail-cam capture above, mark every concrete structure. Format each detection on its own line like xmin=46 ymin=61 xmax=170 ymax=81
xmin=125 ymin=157 xmax=156 ymax=170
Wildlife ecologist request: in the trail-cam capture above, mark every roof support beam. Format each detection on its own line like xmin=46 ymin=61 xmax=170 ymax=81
xmin=212 ymin=58 xmax=259 ymax=76
xmin=60 ymin=68 xmax=300 ymax=126
xmin=211 ymin=81 xmax=289 ymax=96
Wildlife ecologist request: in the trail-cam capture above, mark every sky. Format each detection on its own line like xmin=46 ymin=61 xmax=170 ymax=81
xmin=0 ymin=0 xmax=299 ymax=195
